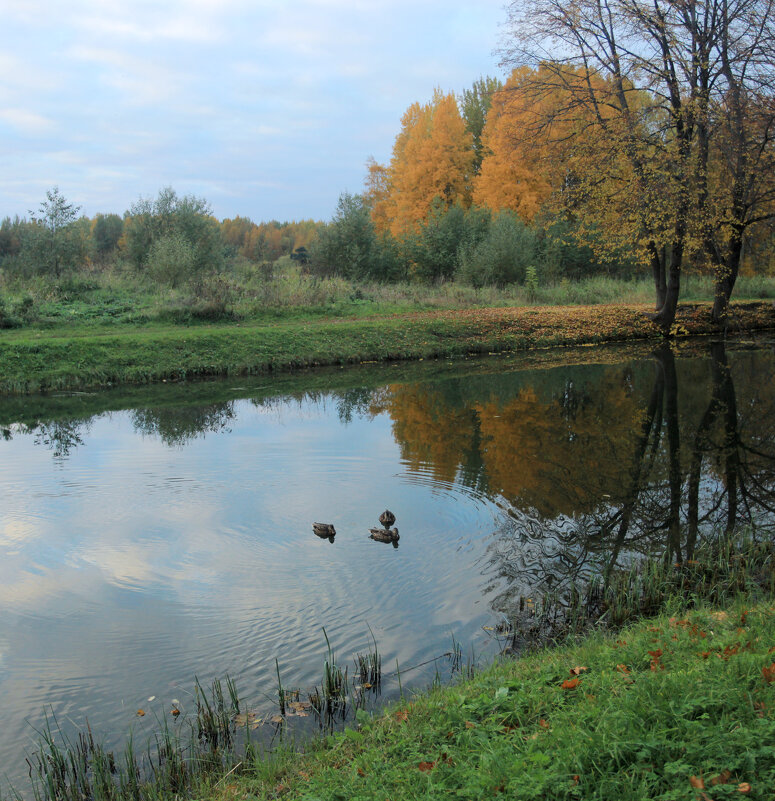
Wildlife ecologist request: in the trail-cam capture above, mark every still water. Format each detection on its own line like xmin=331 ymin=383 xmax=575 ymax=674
xmin=0 ymin=338 xmax=774 ymax=787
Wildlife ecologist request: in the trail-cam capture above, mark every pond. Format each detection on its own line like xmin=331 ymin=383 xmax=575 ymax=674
xmin=1 ymin=337 xmax=774 ymax=790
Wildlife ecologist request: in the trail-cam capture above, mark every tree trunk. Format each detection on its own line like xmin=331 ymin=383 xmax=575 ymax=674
xmin=649 ymin=244 xmax=682 ymax=332
xmin=649 ymin=244 xmax=667 ymax=311
xmin=711 ymin=233 xmax=743 ymax=325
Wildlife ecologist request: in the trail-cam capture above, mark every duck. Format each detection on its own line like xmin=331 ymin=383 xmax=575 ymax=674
xmin=313 ymin=522 xmax=336 ymax=538
xmin=378 ymin=509 xmax=396 ymax=529
xmin=369 ymin=526 xmax=399 ymax=543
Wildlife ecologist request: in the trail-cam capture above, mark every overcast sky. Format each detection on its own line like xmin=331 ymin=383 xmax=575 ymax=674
xmin=1 ymin=0 xmax=506 ymax=223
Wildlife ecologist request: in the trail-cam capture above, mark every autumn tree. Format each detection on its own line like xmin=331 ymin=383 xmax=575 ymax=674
xmin=379 ymin=90 xmax=475 ymax=239
xmin=502 ymin=0 xmax=775 ymax=330
xmin=473 ymin=67 xmax=569 ymax=221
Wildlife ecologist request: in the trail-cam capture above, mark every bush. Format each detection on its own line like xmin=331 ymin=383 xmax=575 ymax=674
xmin=124 ymin=187 xmax=224 ymax=278
xmin=457 ymin=210 xmax=536 ymax=287
xmin=408 ymin=200 xmax=491 ymax=283
xmin=310 ymin=193 xmax=404 ymax=281
xmin=147 ymin=233 xmax=195 ymax=286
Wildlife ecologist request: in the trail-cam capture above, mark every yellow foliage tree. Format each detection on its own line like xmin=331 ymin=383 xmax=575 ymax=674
xmin=473 ymin=68 xmax=555 ymax=220
xmin=378 ymin=90 xmax=474 ymax=238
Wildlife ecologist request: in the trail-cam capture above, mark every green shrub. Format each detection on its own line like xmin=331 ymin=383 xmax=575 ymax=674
xmin=147 ymin=233 xmax=195 ymax=286
xmin=457 ymin=210 xmax=536 ymax=287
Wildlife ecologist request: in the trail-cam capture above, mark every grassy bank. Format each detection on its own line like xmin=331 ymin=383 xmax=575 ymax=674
xmin=2 ymin=300 xmax=775 ymax=394
xmin=229 ymin=600 xmax=775 ymax=801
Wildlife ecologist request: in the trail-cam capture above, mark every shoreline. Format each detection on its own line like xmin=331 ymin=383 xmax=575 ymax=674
xmin=2 ymin=300 xmax=774 ymax=395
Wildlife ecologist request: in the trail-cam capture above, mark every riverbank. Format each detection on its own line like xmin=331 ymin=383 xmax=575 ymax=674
xmin=2 ymin=300 xmax=774 ymax=394
xmin=219 ymin=600 xmax=775 ymax=800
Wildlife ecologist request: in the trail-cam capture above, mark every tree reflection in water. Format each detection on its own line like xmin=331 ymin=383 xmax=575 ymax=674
xmin=480 ymin=342 xmax=775 ymax=641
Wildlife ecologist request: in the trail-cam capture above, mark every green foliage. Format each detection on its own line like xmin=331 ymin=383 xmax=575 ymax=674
xmin=0 ymin=216 xmax=24 ymax=261
xmin=458 ymin=210 xmax=537 ymax=287
xmin=408 ymin=200 xmax=490 ymax=282
xmin=459 ymin=76 xmax=503 ymax=175
xmin=27 ymin=187 xmax=84 ymax=277
xmin=524 ymin=264 xmax=539 ymax=301
xmin=124 ymin=186 xmax=224 ymax=280
xmin=91 ymin=213 xmax=123 ymax=259
xmin=147 ymin=233 xmax=196 ymax=287
xmin=311 ymin=193 xmax=402 ymax=281
xmin=537 ymin=219 xmax=638 ymax=282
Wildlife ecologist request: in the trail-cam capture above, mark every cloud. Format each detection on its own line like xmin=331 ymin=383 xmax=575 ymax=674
xmin=0 ymin=109 xmax=55 ymax=135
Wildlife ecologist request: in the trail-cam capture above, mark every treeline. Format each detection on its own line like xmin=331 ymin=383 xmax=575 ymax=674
xmin=0 ymin=182 xmax=637 ymax=292
xmin=0 ymin=187 xmax=322 ymax=285
xmin=5 ymin=0 xmax=775 ymax=333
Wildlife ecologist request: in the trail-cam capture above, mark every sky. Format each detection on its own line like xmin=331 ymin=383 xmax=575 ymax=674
xmin=1 ymin=0 xmax=507 ymax=223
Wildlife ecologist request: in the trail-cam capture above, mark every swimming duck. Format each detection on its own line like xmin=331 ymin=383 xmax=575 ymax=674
xmin=379 ymin=509 xmax=396 ymax=529
xmin=369 ymin=526 xmax=399 ymax=543
xmin=313 ymin=522 xmax=336 ymax=538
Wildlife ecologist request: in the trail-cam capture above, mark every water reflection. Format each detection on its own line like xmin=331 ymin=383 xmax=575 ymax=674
xmin=477 ymin=342 xmax=775 ymax=625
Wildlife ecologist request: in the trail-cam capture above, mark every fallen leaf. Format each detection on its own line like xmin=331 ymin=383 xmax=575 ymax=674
xmin=569 ymin=666 xmax=588 ymax=676
xmin=648 ymin=649 xmax=663 ymax=658
xmin=561 ymin=678 xmax=580 ymax=690
xmin=689 ymin=775 xmax=706 ymax=789
xmin=740 ymin=611 xmax=749 ymax=626
xmin=357 ymin=768 xmax=366 ymax=777
xmin=170 ymin=708 xmax=180 ymax=717
xmin=762 ymin=663 xmax=775 ymax=684
xmin=465 ymin=720 xmax=476 ymax=729
xmin=136 ymin=709 xmax=145 ymax=717
xmin=572 ymin=775 xmax=580 ymax=785
xmin=616 ymin=664 xmax=630 ymax=674
xmin=738 ymin=782 xmax=751 ymax=793
xmin=538 ymin=718 xmax=550 ymax=729
xmin=711 ymin=770 xmax=731 ymax=786
xmin=395 ymin=710 xmax=409 ymax=723
xmin=270 ymin=715 xmax=283 ymax=724
xmin=418 ymin=761 xmax=436 ymax=773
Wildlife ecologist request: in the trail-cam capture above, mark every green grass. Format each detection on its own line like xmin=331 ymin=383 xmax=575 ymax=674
xmin=2 ymin=267 xmax=775 ymax=332
xmin=13 ymin=531 xmax=775 ymax=801
xmin=2 ymin=298 xmax=774 ymax=394
xmin=1 ymin=265 xmax=774 ymax=394
xmin=222 ymin=601 xmax=775 ymax=801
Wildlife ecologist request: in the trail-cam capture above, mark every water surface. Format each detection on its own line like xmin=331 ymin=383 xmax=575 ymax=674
xmin=1 ymin=338 xmax=774 ymax=788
